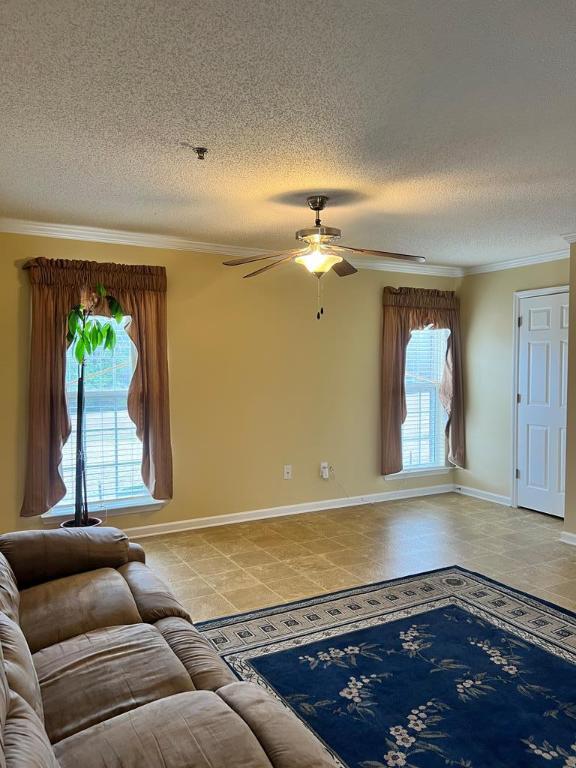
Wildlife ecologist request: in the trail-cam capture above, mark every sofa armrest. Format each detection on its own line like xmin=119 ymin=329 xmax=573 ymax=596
xmin=128 ymin=542 xmax=146 ymax=563
xmin=118 ymin=561 xmax=191 ymax=623
xmin=0 ymin=527 xmax=132 ymax=588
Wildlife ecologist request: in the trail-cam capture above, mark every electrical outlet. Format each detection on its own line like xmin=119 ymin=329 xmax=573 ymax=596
xmin=283 ymin=464 xmax=292 ymax=480
xmin=320 ymin=461 xmax=330 ymax=480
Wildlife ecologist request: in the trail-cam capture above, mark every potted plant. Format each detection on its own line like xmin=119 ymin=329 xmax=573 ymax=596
xmin=63 ymin=284 xmax=124 ymax=527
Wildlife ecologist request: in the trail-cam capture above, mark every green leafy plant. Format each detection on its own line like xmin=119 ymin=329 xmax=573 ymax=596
xmin=66 ymin=284 xmax=124 ymax=526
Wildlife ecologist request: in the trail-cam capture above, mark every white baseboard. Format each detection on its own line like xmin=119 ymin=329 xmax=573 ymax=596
xmin=454 ymin=485 xmax=512 ymax=507
xmin=124 ymin=483 xmax=455 ymax=539
xmin=123 ymin=482 xmax=518 ymax=540
xmin=560 ymin=531 xmax=576 ymax=547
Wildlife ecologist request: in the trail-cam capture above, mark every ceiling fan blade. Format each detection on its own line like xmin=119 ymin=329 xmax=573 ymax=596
xmin=332 ymin=258 xmax=358 ymax=277
xmin=332 ymin=245 xmax=425 ymax=263
xmin=243 ymin=254 xmax=295 ymax=278
xmin=223 ymin=248 xmax=305 ymax=267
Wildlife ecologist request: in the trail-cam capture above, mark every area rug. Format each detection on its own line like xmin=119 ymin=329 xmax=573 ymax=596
xmin=198 ymin=567 xmax=576 ymax=768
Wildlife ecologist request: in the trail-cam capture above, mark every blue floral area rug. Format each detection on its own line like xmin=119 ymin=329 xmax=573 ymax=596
xmin=198 ymin=567 xmax=576 ymax=768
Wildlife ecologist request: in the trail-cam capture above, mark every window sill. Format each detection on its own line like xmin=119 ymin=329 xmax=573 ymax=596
xmin=42 ymin=497 xmax=165 ymax=526
xmin=386 ymin=467 xmax=453 ymax=479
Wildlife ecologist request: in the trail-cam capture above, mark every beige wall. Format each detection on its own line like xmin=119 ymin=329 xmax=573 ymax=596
xmin=564 ymin=248 xmax=576 ymax=535
xmin=456 ymin=260 xmax=570 ymax=498
xmin=0 ymin=232 xmax=458 ymax=534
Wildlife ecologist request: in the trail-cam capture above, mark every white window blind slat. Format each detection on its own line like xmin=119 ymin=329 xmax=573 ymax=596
xmin=402 ymin=327 xmax=450 ymax=470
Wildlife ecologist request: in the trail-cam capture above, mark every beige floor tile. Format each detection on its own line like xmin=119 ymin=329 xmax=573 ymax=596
xmin=323 ymin=549 xmax=371 ymax=567
xmin=309 ymin=567 xmax=359 ymax=591
xmin=261 ymin=542 xmax=312 ymax=560
xmin=300 ymin=538 xmax=348 ymax=555
xmin=540 ymin=593 xmax=576 ymax=611
xmin=181 ymin=594 xmax=236 ymax=621
xmin=209 ymin=538 xmax=265 ymax=557
xmin=141 ymin=493 xmax=575 ymax=622
xmin=222 ymin=585 xmax=283 ymax=611
xmin=503 ymin=545 xmax=563 ymax=566
xmin=171 ymin=577 xmax=215 ymax=599
xmin=288 ymin=554 xmax=340 ymax=573
xmin=330 ymin=532 xmax=375 ymax=548
xmin=541 ymin=557 xmax=576 ymax=580
xmin=202 ymin=569 xmax=262 ymax=591
xmin=243 ymin=532 xmax=293 ymax=547
xmin=267 ymin=576 xmax=323 ymax=601
xmin=345 ymin=560 xmax=421 ymax=582
xmin=145 ymin=550 xmax=182 ymax=566
xmin=474 ymin=537 xmax=526 ymax=555
xmin=169 ymin=543 xmax=222 ymax=562
xmin=245 ymin=562 xmax=301 ymax=581
xmin=456 ymin=552 xmax=516 ymax=574
xmin=231 ymin=549 xmax=280 ymax=568
xmin=157 ymin=562 xmax=200 ymax=583
xmin=191 ymin=555 xmax=241 ymax=576
xmin=546 ymin=579 xmax=576 ymax=601
xmin=199 ymin=528 xmax=243 ymax=542
xmin=500 ymin=565 xmax=574 ymax=590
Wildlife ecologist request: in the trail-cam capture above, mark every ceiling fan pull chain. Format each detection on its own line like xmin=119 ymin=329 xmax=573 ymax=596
xmin=316 ymin=276 xmax=325 ymax=320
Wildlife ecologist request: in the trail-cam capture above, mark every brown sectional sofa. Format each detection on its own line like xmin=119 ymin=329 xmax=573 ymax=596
xmin=0 ymin=526 xmax=335 ymax=767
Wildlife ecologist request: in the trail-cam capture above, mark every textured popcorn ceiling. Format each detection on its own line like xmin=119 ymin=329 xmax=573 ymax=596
xmin=1 ymin=0 xmax=576 ymax=266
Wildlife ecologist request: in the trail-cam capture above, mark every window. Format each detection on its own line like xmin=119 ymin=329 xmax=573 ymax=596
xmin=54 ymin=316 xmax=152 ymax=512
xmin=401 ymin=326 xmax=450 ymax=471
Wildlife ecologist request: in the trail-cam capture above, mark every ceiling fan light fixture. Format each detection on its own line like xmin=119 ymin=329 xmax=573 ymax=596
xmin=294 ymin=245 xmax=343 ymax=274
xmin=222 ymin=193 xmax=425 ymax=319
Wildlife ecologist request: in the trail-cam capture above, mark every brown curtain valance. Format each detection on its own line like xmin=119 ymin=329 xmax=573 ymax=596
xmin=21 ymin=257 xmax=173 ymax=517
xmin=382 ymin=286 xmax=459 ymax=325
xmin=381 ymin=286 xmax=465 ymax=476
xmin=24 ymin=257 xmax=166 ymax=292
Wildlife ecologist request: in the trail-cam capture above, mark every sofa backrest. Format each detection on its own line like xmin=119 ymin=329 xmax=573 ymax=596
xmin=0 ymin=555 xmax=19 ymax=624
xmin=0 ymin=528 xmax=131 ymax=588
xmin=0 ymin=628 xmax=57 ymax=767
xmin=0 ymin=612 xmax=43 ymax=721
xmin=3 ymin=691 xmax=59 ymax=767
xmin=0 ymin=552 xmax=58 ymax=764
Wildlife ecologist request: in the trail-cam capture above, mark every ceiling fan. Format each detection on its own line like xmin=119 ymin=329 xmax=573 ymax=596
xmin=222 ymin=195 xmax=426 ymax=279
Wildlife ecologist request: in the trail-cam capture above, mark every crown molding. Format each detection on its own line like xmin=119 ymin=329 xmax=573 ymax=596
xmin=464 ymin=248 xmax=568 ymax=275
xmin=0 ymin=217 xmax=570 ymax=277
xmin=348 ymin=257 xmax=464 ymax=277
xmin=0 ymin=217 xmax=463 ymax=275
xmin=0 ymin=217 xmax=267 ymax=258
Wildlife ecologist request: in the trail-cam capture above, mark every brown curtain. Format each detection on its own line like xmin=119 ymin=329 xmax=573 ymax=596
xmin=381 ymin=286 xmax=465 ymax=475
xmin=21 ymin=257 xmax=173 ymax=517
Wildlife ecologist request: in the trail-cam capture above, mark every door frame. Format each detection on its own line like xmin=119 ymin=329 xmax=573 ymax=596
xmin=511 ymin=285 xmax=569 ymax=509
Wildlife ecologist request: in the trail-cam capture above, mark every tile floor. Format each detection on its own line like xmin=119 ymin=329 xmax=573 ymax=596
xmin=139 ymin=493 xmax=576 ymax=622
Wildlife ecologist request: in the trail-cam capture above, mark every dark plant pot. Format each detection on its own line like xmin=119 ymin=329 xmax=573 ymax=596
xmin=60 ymin=517 xmax=102 ymax=529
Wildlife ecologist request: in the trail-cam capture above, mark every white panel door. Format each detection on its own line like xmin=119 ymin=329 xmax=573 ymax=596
xmin=517 ymin=291 xmax=569 ymax=517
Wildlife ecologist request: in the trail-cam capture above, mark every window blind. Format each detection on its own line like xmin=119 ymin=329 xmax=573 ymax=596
xmin=402 ymin=327 xmax=450 ymax=470
xmin=56 ymin=316 xmax=149 ymax=509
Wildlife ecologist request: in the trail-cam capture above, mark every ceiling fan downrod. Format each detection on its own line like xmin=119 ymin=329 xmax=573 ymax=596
xmin=307 ymin=195 xmax=329 ymax=227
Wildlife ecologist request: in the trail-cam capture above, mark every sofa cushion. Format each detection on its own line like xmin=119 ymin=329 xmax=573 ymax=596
xmin=34 ymin=623 xmax=195 ymax=744
xmin=0 ymin=555 xmax=19 ymax=623
xmin=155 ymin=616 xmax=237 ymax=691
xmin=4 ymin=692 xmax=58 ymax=768
xmin=0 ymin=527 xmax=131 ymax=588
xmin=0 ymin=612 xmax=43 ymax=721
xmin=54 ymin=690 xmax=274 ymax=768
xmin=20 ymin=568 xmax=142 ymax=653
xmin=218 ymin=682 xmax=336 ymax=767
xmin=118 ymin=561 xmax=190 ymax=623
